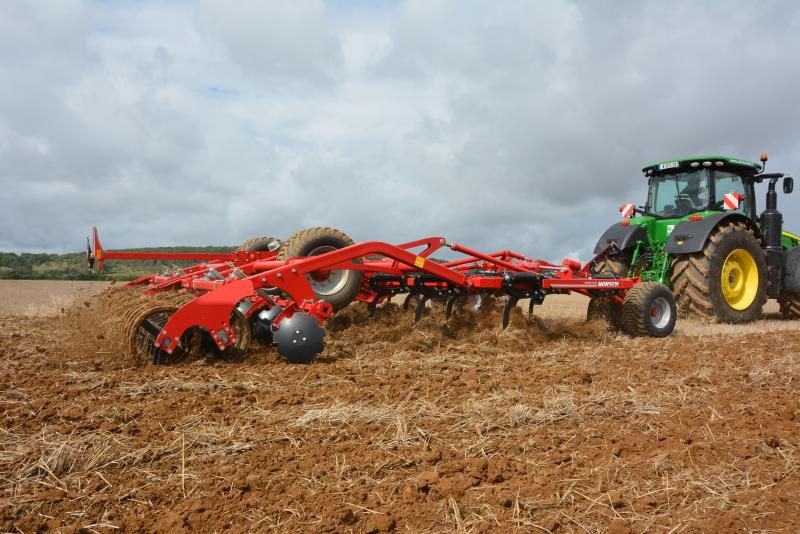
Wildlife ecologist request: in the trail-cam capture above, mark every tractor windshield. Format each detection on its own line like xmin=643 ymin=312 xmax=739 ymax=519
xmin=646 ymin=169 xmax=710 ymax=218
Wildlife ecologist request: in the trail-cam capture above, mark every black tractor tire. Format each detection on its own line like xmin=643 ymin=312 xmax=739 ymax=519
xmin=670 ymin=222 xmax=767 ymax=323
xmin=779 ymin=293 xmax=800 ymax=319
xmin=587 ymin=252 xmax=630 ymax=329
xmin=591 ymin=253 xmax=630 ymax=278
xmin=278 ymin=227 xmax=362 ymax=311
xmin=238 ymin=236 xmax=281 ymax=252
xmin=620 ymin=282 xmax=677 ymax=337
xmin=586 ymin=298 xmax=623 ymax=329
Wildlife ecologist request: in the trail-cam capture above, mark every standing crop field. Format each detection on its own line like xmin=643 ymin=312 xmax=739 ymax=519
xmin=1 ymin=281 xmax=799 ymax=532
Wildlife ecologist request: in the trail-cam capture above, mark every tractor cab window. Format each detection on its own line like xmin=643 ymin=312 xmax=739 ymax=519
xmin=647 ymin=170 xmax=710 ymax=218
xmin=713 ymin=171 xmax=747 ymax=214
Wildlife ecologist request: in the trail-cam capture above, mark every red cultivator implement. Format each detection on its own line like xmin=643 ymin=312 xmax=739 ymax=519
xmin=88 ymin=226 xmax=676 ymax=364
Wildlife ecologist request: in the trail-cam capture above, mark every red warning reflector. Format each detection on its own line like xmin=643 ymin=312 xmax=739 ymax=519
xmin=689 ymin=215 xmax=703 ymax=221
xmin=619 ymin=203 xmax=635 ymax=219
xmin=622 ymin=220 xmax=630 ymax=226
xmin=723 ymin=192 xmax=743 ymax=210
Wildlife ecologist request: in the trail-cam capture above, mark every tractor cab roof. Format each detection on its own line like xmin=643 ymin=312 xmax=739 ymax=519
xmin=642 ymin=156 xmax=761 ymax=176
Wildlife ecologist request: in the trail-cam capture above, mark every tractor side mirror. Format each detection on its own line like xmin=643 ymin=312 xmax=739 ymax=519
xmin=784 ymin=177 xmax=794 ymax=194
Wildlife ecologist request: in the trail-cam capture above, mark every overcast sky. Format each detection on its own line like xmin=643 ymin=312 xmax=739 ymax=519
xmin=2 ymin=0 xmax=800 ymax=261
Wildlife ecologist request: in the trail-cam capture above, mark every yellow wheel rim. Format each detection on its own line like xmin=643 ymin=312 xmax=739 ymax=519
xmin=720 ymin=248 xmax=759 ymax=310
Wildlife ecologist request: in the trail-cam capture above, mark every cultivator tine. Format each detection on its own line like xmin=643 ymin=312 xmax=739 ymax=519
xmin=367 ymin=300 xmax=378 ymax=317
xmin=414 ymin=296 xmax=430 ymax=322
xmin=502 ymin=297 xmax=518 ymax=329
xmin=402 ymin=293 xmax=415 ymax=311
xmin=528 ymin=299 xmax=535 ymax=316
xmin=445 ymin=294 xmax=459 ymax=321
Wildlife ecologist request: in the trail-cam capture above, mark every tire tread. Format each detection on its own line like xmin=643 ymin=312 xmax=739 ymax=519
xmin=238 ymin=236 xmax=280 ymax=252
xmin=277 ymin=227 xmax=361 ymax=311
xmin=279 ymin=227 xmax=355 ymax=260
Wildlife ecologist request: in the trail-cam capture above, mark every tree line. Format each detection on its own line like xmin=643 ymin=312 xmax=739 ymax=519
xmin=0 ymin=247 xmax=235 ymax=281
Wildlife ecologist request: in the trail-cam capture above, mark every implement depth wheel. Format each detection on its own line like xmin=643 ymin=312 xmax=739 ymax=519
xmin=278 ymin=227 xmax=362 ymax=311
xmin=671 ymin=222 xmax=767 ymax=322
xmin=621 ymin=282 xmax=677 ymax=337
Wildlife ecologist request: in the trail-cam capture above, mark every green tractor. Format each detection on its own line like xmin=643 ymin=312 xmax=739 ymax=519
xmin=592 ymin=153 xmax=800 ymax=323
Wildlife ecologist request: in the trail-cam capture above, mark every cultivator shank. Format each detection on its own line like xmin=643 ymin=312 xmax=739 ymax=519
xmin=88 ymin=226 xmax=675 ymax=364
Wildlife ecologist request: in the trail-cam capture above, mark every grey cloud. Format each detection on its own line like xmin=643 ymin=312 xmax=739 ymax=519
xmin=2 ymin=1 xmax=800 ymax=264
xmin=194 ymin=0 xmax=344 ymax=86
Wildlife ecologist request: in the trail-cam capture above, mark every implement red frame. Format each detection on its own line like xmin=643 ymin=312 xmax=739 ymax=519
xmin=88 ymin=228 xmax=637 ymax=354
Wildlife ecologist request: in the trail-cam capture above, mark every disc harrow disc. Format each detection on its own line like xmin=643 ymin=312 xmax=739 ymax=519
xmin=274 ymin=313 xmax=325 ymax=364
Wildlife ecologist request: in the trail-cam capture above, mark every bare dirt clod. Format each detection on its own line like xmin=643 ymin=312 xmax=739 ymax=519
xmin=1 ymin=282 xmax=799 ymax=533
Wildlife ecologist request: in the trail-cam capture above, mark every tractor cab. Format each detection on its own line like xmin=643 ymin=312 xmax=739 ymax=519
xmin=642 ymin=156 xmax=761 ymax=221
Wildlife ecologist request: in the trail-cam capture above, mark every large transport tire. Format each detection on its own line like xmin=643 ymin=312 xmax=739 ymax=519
xmin=238 ymin=236 xmax=281 ymax=252
xmin=278 ymin=227 xmax=362 ymax=311
xmin=670 ymin=222 xmax=767 ymax=323
xmin=620 ymin=282 xmax=677 ymax=337
xmin=587 ymin=252 xmax=629 ymax=328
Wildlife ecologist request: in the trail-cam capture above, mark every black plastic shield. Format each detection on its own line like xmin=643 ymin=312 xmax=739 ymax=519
xmin=593 ymin=222 xmax=648 ymax=254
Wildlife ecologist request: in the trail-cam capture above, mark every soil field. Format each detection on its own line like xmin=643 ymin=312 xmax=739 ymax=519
xmin=0 ymin=281 xmax=110 ymax=317
xmin=1 ymin=281 xmax=800 ymax=533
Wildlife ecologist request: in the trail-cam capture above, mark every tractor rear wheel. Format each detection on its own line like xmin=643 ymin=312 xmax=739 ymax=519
xmin=278 ymin=227 xmax=362 ymax=311
xmin=671 ymin=222 xmax=767 ymax=322
xmin=238 ymin=236 xmax=281 ymax=252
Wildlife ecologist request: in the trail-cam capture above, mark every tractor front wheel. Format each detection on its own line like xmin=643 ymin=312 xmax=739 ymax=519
xmin=586 ymin=298 xmax=622 ymax=329
xmin=591 ymin=253 xmax=630 ymax=278
xmin=671 ymin=222 xmax=767 ymax=322
xmin=588 ymin=252 xmax=630 ymax=329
